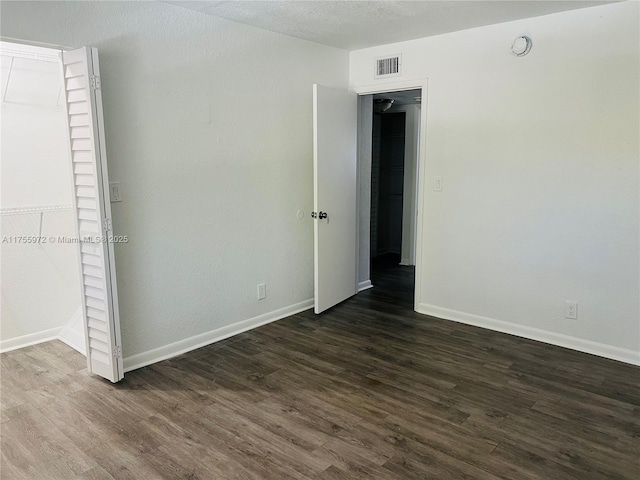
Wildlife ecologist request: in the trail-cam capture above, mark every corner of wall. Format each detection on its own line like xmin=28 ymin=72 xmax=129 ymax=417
xmin=57 ymin=307 xmax=86 ymax=355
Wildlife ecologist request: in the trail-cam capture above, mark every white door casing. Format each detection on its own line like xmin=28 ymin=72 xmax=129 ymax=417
xmin=352 ymin=80 xmax=428 ymax=312
xmin=60 ymin=47 xmax=123 ymax=382
xmin=312 ymin=84 xmax=358 ymax=314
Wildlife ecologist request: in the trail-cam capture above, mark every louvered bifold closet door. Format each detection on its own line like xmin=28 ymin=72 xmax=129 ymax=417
xmin=61 ymin=47 xmax=123 ymax=382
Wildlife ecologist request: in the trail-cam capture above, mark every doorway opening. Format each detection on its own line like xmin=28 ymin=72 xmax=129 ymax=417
xmin=1 ymin=40 xmax=124 ymax=382
xmin=357 ymin=88 xmax=422 ymax=309
xmin=0 ymin=41 xmax=85 ymax=354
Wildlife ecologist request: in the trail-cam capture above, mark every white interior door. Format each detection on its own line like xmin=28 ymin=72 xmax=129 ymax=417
xmin=60 ymin=47 xmax=123 ymax=382
xmin=313 ymin=84 xmax=358 ymax=313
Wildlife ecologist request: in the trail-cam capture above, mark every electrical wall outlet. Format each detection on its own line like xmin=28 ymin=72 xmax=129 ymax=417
xmin=257 ymin=283 xmax=266 ymax=300
xmin=565 ymin=301 xmax=577 ymax=320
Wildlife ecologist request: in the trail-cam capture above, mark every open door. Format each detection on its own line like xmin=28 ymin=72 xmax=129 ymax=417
xmin=312 ymin=84 xmax=358 ymax=313
xmin=60 ymin=47 xmax=123 ymax=382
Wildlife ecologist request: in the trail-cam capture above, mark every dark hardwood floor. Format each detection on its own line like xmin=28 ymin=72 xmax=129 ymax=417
xmin=2 ymin=256 xmax=639 ymax=479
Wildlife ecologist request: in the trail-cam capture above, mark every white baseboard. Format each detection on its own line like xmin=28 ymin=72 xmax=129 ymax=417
xmin=358 ymin=280 xmax=373 ymax=292
xmin=0 ymin=327 xmax=61 ymax=353
xmin=1 ymin=307 xmax=88 ymax=355
xmin=123 ymin=299 xmax=314 ymax=372
xmin=58 ymin=307 xmax=86 ymax=355
xmin=417 ymin=303 xmax=640 ymax=366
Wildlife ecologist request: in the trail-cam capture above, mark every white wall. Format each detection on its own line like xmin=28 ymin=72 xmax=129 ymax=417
xmin=388 ymin=104 xmax=420 ymax=266
xmin=0 ymin=1 xmax=348 ymax=366
xmin=350 ymin=2 xmax=639 ymax=363
xmin=0 ymin=44 xmax=82 ymax=351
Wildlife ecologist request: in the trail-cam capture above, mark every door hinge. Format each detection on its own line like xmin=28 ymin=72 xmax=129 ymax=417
xmin=113 ymin=345 xmax=122 ymax=359
xmin=90 ymin=75 xmax=101 ymax=90
xmin=103 ymin=217 xmax=112 ymax=232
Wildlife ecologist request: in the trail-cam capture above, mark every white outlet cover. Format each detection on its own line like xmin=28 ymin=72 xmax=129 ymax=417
xmin=565 ymin=301 xmax=578 ymax=319
xmin=257 ymin=283 xmax=266 ymax=300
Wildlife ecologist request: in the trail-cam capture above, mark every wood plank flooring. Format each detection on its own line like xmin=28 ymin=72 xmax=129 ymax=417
xmin=2 ymin=255 xmax=639 ymax=479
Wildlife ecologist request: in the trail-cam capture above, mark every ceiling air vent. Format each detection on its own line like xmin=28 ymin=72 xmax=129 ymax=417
xmin=375 ymin=54 xmax=401 ymax=79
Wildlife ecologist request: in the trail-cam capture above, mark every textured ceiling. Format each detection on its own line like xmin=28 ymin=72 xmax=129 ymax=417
xmin=164 ymin=1 xmax=612 ymax=50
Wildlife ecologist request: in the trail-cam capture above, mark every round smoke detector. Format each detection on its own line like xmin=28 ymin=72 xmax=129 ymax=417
xmin=511 ymin=36 xmax=532 ymax=57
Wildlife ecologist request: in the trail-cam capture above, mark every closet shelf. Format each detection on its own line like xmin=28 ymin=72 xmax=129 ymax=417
xmin=0 ymin=204 xmax=73 ymax=216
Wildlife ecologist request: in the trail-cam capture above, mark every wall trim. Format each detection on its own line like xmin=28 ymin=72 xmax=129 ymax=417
xmin=0 ymin=327 xmax=61 ymax=353
xmin=123 ymin=299 xmax=314 ymax=372
xmin=1 ymin=307 xmax=88 ymax=355
xmin=358 ymin=280 xmax=373 ymax=292
xmin=57 ymin=307 xmax=86 ymax=355
xmin=417 ymin=303 xmax=640 ymax=366
xmin=351 ymin=78 xmax=427 ymax=95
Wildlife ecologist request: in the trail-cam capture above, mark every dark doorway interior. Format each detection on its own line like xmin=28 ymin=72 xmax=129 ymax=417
xmin=370 ymin=253 xmax=415 ymax=307
xmin=370 ymin=111 xmax=406 ymax=259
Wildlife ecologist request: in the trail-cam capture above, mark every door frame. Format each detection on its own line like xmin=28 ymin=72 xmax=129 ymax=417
xmin=351 ymin=78 xmax=428 ymax=312
xmin=1 ymin=38 xmax=124 ymax=381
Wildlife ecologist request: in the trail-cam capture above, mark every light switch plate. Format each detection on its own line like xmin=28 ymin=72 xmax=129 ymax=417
xmin=434 ymin=176 xmax=443 ymax=192
xmin=109 ymin=182 xmax=122 ymax=202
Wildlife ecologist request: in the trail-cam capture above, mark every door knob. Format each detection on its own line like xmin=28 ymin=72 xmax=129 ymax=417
xmin=319 ymin=211 xmax=328 ymax=219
